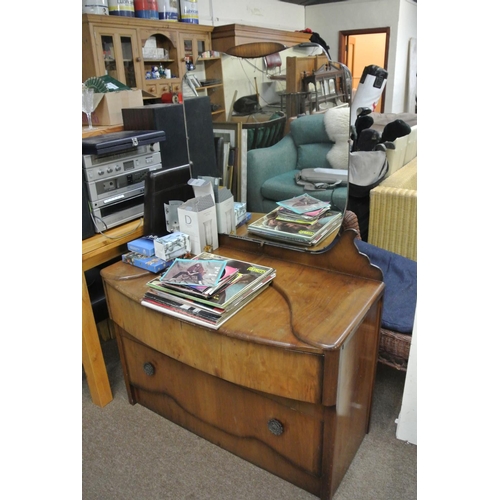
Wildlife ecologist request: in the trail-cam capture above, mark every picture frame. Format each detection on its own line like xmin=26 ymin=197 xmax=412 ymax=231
xmin=212 ymin=122 xmax=247 ymax=203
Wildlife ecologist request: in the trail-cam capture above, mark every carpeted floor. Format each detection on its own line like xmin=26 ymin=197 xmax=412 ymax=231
xmin=82 ymin=339 xmax=417 ymax=500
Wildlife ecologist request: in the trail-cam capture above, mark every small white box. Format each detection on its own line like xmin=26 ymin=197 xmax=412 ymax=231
xmin=154 ymin=232 xmax=191 ymax=262
xmin=178 ymin=195 xmax=219 ymax=254
xmin=142 ymin=47 xmax=156 ymax=58
xmin=144 ymin=36 xmax=157 ymax=49
xmin=214 ymin=187 xmax=235 ymax=235
xmin=234 ymin=202 xmax=247 ymax=226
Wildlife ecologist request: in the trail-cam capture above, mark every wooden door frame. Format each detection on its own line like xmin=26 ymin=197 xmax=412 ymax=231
xmin=338 ymin=27 xmax=390 ymax=112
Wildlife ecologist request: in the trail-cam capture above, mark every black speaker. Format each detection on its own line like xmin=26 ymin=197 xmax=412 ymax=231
xmin=122 ymin=103 xmax=189 ymax=170
xmin=122 ymin=97 xmax=218 ymax=178
xmin=183 ymin=97 xmax=218 ymax=178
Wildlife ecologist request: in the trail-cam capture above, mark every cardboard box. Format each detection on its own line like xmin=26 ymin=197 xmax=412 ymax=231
xmin=154 ymin=232 xmax=191 ymax=262
xmin=82 ymin=89 xmax=143 ymax=126
xmin=127 ymin=236 xmax=156 ymax=257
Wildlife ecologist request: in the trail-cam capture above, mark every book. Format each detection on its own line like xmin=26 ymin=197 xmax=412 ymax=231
xmin=122 ymin=252 xmax=171 ymax=273
xmin=247 ymin=207 xmax=342 ymax=246
xmin=127 ymin=236 xmax=156 ymax=257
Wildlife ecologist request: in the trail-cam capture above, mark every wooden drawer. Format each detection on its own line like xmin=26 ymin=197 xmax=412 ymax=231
xmin=106 ymin=286 xmax=325 ymax=404
xmin=143 ymin=80 xmax=171 ymax=96
xmin=143 ymin=80 xmax=181 ymax=97
xmin=120 ymin=331 xmax=324 ymax=493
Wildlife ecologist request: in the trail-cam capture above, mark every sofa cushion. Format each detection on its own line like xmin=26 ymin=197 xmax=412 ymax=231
xmin=290 ymin=114 xmax=331 ymax=146
xmin=261 ymin=170 xmax=348 ymax=209
xmin=297 ymin=143 xmax=333 ymax=170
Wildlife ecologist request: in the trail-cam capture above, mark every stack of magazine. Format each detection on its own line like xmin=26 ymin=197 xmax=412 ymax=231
xmin=247 ymin=194 xmax=343 ymax=247
xmin=141 ymin=252 xmax=276 ymax=330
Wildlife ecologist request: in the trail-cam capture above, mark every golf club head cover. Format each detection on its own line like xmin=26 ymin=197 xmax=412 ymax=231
xmin=355 ymin=115 xmax=374 ymax=137
xmin=357 ymin=128 xmax=381 ymax=151
xmin=381 ymin=119 xmax=411 ymax=143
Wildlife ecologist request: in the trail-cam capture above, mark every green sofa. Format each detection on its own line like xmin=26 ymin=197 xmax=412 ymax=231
xmin=246 ymin=112 xmax=348 ymax=213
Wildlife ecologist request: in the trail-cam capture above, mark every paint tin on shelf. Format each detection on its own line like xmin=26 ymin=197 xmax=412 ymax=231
xmin=134 ymin=0 xmax=159 ymax=19
xmin=82 ymin=0 xmax=109 ymax=15
xmin=109 ymin=0 xmax=135 ymax=16
xmin=158 ymin=0 xmax=178 ymax=21
xmin=179 ymin=0 xmax=198 ymax=24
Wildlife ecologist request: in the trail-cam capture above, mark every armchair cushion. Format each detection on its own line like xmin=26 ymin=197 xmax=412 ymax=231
xmin=297 ymin=143 xmax=333 ymax=170
xmin=262 ymin=170 xmax=347 ymax=209
xmin=246 ymin=109 xmax=349 ymax=213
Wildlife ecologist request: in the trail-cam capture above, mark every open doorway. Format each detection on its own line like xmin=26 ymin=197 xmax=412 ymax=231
xmin=338 ymin=28 xmax=390 ymax=112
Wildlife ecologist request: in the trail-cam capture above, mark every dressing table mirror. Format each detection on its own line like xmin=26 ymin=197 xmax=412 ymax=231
xmin=184 ymin=41 xmax=353 ymax=252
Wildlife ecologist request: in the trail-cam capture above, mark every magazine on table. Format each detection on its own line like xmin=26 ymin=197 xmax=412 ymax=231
xmin=248 ymin=207 xmax=342 ymax=246
xmin=276 ymin=194 xmax=331 ymax=214
xmin=275 ymin=205 xmax=331 ymax=224
xmin=160 ymin=258 xmax=226 ymax=288
xmin=141 ymin=282 xmax=273 ymax=330
xmin=146 ymin=252 xmax=276 ymax=310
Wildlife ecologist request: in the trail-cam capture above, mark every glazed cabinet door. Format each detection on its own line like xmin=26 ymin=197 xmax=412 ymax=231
xmin=179 ymin=32 xmax=225 ymax=121
xmin=178 ymin=32 xmax=211 ymax=73
xmin=91 ymin=26 xmax=142 ymax=88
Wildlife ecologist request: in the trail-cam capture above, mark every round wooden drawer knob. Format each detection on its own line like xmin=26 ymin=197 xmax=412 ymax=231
xmin=143 ymin=362 xmax=155 ymax=376
xmin=267 ymin=418 xmax=284 ymax=436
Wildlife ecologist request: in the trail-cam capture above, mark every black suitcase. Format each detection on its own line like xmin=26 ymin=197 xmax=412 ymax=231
xmin=82 ymin=130 xmax=166 ymax=156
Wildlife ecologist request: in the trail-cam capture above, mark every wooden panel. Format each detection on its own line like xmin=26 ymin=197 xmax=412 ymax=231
xmin=322 ymin=302 xmax=382 ymax=498
xmin=82 ymin=219 xmax=144 ymax=272
xmin=211 ymin=24 xmax=310 ymax=54
xmin=119 ymin=329 xmax=323 ymax=496
xmin=105 ymin=285 xmax=325 ymax=403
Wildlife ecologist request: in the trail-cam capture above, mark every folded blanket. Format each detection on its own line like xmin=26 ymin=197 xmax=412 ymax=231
xmin=355 ymin=240 xmax=417 ymax=334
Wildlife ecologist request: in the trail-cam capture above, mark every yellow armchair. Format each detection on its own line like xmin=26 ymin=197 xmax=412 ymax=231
xmin=368 ymin=157 xmax=417 ymax=261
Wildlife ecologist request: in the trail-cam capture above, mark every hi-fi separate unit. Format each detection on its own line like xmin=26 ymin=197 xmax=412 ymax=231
xmin=82 ymin=130 xmax=166 ymax=235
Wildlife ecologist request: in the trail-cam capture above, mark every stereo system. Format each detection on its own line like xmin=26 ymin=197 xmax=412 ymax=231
xmin=82 ymin=130 xmax=166 ymax=237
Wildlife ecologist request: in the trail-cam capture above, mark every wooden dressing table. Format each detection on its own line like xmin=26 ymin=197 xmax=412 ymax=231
xmin=101 ymin=228 xmax=385 ymax=499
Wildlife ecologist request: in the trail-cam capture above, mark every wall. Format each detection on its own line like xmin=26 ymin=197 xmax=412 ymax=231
xmin=195 ymin=0 xmax=416 ymax=114
xmin=197 ymin=0 xmax=305 ymax=31
xmin=305 ymin=0 xmax=417 ymax=112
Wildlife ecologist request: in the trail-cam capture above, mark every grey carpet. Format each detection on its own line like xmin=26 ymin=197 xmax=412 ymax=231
xmin=83 ymin=339 xmax=416 ymax=500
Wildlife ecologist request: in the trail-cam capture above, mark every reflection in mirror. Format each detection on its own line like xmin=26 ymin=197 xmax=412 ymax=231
xmin=186 ymin=42 xmax=352 ymax=251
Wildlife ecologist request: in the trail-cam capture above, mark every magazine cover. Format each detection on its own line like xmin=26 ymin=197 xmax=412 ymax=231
xmin=160 ymin=258 xmax=226 ymax=287
xmin=161 ymin=263 xmax=241 ymax=297
xmin=248 ymin=208 xmax=342 ymax=244
xmin=275 ymin=206 xmax=331 ymax=224
xmin=147 ymin=253 xmax=275 ymax=309
xmin=276 ymin=194 xmax=331 ymax=214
